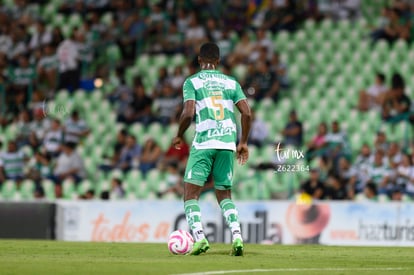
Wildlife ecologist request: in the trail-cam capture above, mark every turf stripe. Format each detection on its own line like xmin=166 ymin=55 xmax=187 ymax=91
xmin=171 ymin=267 xmax=407 ymax=275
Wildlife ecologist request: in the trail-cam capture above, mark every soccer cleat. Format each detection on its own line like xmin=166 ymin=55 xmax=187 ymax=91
xmin=190 ymin=238 xmax=210 ymax=255
xmin=231 ymin=238 xmax=244 ymax=256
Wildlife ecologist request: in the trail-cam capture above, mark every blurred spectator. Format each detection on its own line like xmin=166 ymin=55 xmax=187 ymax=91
xmin=391 ymin=186 xmax=404 ymax=201
xmin=366 ymin=150 xmax=392 ymax=195
xmin=224 ymin=0 xmax=249 ymax=35
xmin=353 ymin=144 xmax=372 ymax=191
xmin=15 ymin=109 xmax=32 ymax=147
xmin=355 ymin=182 xmax=378 ymax=201
xmin=117 ymin=134 xmax=141 ymax=171
xmin=395 ymin=153 xmax=412 ymax=193
xmin=382 ymin=73 xmax=411 ymax=123
xmin=0 ymin=140 xmax=27 ymax=185
xmin=168 ymin=66 xmax=186 ymax=94
xmin=100 ymin=129 xmax=129 ymax=171
xmin=117 ymin=12 xmax=146 ymax=61
xmin=300 ymin=168 xmax=325 ymax=199
xmin=387 ymin=142 xmax=402 ymax=169
xmin=43 ymin=118 xmax=64 ymax=158
xmin=37 ymin=44 xmax=59 ymax=95
xmin=306 ymin=122 xmax=328 ymax=162
xmin=146 ymin=3 xmax=168 ymax=53
xmin=244 ymin=60 xmax=279 ymax=101
xmin=156 ymin=162 xmax=183 ymax=198
xmin=184 ymin=12 xmax=207 ymax=55
xmin=162 ymin=21 xmax=184 ymax=54
xmin=79 ymin=189 xmax=95 ymax=200
xmin=131 ymin=83 xmax=153 ymax=126
xmin=139 ymin=138 xmax=162 ymax=175
xmin=27 ymin=151 xmax=53 ymax=185
xmin=64 ymin=110 xmax=90 ymax=144
xmin=160 ymin=139 xmax=190 ymax=170
xmin=371 ymin=7 xmax=410 ymax=43
xmin=216 ymin=28 xmax=233 ymax=61
xmin=325 ymin=176 xmax=348 ymax=200
xmin=205 ymin=18 xmax=223 ymax=42
xmin=270 ymin=52 xmax=289 ymax=89
xmin=325 ymin=121 xmax=347 ymax=149
xmin=358 ymin=73 xmax=388 ymax=112
xmin=111 ymin=78 xmax=134 ymax=124
xmin=324 ymin=121 xmax=349 ymax=164
xmin=154 ymin=67 xmax=170 ymax=96
xmin=335 ymin=156 xmax=358 ymax=188
xmin=110 ymin=178 xmax=125 ymax=199
xmin=53 ymin=142 xmax=86 ymax=184
xmin=9 ymin=54 xmax=36 ymax=94
xmin=248 ymin=110 xmax=269 ymax=147
xmin=374 ymin=131 xmax=389 ymax=152
xmin=57 ymin=32 xmax=80 ymax=91
xmin=154 ymin=83 xmax=181 ymax=126
xmin=264 ymin=0 xmax=299 ymax=33
xmin=282 ymin=110 xmax=303 ymax=148
xmin=29 ymin=20 xmax=52 ymax=50
xmin=227 ymin=30 xmax=255 ymax=66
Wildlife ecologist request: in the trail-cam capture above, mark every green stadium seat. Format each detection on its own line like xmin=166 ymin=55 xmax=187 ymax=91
xmin=101 ymin=12 xmax=113 ymax=26
xmin=170 ymin=54 xmax=186 ymax=67
xmin=62 ymin=179 xmax=76 ymax=199
xmin=20 ymin=179 xmax=35 ymax=200
xmin=77 ymin=179 xmax=92 ymax=196
xmin=126 ymin=169 xmax=143 ymax=191
xmin=152 ymin=54 xmax=168 ymax=68
xmin=41 ymin=179 xmax=56 ymax=200
xmin=68 ymin=13 xmax=82 ymax=28
xmin=273 ymin=31 xmax=290 ymax=52
xmin=1 ymin=180 xmax=16 ymax=200
xmin=107 ymin=169 xmax=125 ymax=181
xmin=136 ymin=180 xmax=150 ymax=199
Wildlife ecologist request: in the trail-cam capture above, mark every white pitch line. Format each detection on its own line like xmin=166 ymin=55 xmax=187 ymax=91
xmin=171 ymin=267 xmax=406 ymax=275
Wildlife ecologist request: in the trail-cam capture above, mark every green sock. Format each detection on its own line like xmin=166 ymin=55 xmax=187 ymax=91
xmin=184 ymin=199 xmax=205 ymax=242
xmin=220 ymin=198 xmax=242 ymax=241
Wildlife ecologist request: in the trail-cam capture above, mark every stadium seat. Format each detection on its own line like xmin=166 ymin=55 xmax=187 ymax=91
xmin=68 ymin=13 xmax=82 ymax=28
xmin=1 ymin=180 xmax=16 ymax=199
xmin=62 ymin=179 xmax=76 ymax=199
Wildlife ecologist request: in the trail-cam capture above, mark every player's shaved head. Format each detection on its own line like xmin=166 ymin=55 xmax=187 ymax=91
xmin=199 ymin=42 xmax=220 ymax=63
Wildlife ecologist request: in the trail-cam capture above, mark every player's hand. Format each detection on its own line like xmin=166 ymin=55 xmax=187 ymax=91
xmin=173 ymin=136 xmax=184 ymax=150
xmin=236 ymin=143 xmax=249 ymax=165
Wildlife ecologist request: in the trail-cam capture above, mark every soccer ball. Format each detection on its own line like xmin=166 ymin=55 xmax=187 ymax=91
xmin=168 ymin=230 xmax=194 ymax=255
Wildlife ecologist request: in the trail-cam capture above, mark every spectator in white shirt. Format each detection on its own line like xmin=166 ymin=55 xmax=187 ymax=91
xmin=53 ymin=142 xmax=86 ymax=184
xmin=29 ymin=20 xmax=52 ymax=50
xmin=64 ymin=111 xmax=90 ymax=144
xmin=43 ymin=118 xmax=64 ymax=158
xmin=57 ymin=31 xmax=80 ymax=91
xmin=358 ymin=73 xmax=388 ymax=112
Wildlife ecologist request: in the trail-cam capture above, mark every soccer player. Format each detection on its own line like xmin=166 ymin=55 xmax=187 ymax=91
xmin=173 ymin=42 xmax=252 ymax=256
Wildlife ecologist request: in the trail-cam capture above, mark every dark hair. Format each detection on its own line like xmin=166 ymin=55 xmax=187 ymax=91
xmin=376 ymin=73 xmax=385 ymax=83
xmin=365 ymin=182 xmax=377 ymax=196
xmin=112 ymin=178 xmax=122 ymax=186
xmin=391 ymin=73 xmax=405 ymax=89
xmin=199 ymin=42 xmax=220 ymax=62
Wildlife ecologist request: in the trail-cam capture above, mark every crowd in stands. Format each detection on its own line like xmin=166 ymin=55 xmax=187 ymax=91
xmin=0 ymin=0 xmax=414 ymax=202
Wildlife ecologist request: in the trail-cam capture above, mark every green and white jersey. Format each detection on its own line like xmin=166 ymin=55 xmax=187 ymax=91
xmin=183 ymin=69 xmax=246 ymax=151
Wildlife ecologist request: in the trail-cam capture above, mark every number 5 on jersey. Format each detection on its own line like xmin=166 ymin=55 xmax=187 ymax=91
xmin=211 ymin=95 xmax=224 ymax=120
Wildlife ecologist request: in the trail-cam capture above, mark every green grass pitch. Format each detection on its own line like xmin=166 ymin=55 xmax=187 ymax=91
xmin=0 ymin=240 xmax=413 ymax=275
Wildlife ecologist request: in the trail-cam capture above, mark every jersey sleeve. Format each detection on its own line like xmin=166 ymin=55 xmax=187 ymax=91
xmin=183 ymin=78 xmax=195 ymax=102
xmin=233 ymin=81 xmax=246 ymax=104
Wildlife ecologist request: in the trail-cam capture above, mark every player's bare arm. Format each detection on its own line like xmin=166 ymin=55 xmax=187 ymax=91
xmin=236 ymin=99 xmax=252 ymax=165
xmin=174 ymin=100 xmax=195 ymax=149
